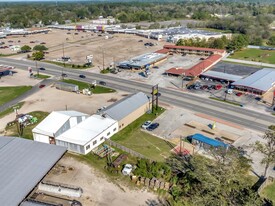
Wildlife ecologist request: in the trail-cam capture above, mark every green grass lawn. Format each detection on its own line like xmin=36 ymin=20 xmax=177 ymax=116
xmin=229 ymin=48 xmax=275 ymax=64
xmin=111 ymin=107 xmax=174 ymax=162
xmin=43 ymin=60 xmax=90 ymax=69
xmin=261 ymin=182 xmax=275 ymax=203
xmin=5 ymin=111 xmax=49 ymax=140
xmin=34 ymin=74 xmax=50 ymax=79
xmin=0 ymin=102 xmax=24 ymax=119
xmin=62 ymin=79 xmax=116 ymax=94
xmin=0 ymin=86 xmax=32 ymax=106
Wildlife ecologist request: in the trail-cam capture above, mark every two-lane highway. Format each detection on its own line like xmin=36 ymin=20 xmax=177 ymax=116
xmin=1 ymin=57 xmax=274 ymax=132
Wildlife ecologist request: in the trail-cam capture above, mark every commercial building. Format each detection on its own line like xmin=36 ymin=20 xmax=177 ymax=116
xmin=200 ymin=70 xmax=243 ymax=83
xmin=118 ymin=53 xmax=168 ymax=70
xmin=163 ymin=45 xmax=226 ymax=56
xmin=101 ymin=92 xmax=150 ymax=130
xmin=56 ymin=115 xmax=118 ymax=155
xmin=0 ymin=136 xmax=66 ymax=205
xmin=232 ymin=68 xmax=275 ymax=95
xmin=32 ymin=111 xmax=88 ymax=144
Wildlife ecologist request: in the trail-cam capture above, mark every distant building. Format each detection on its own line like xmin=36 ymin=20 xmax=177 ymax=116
xmin=118 ymin=52 xmax=168 ymax=70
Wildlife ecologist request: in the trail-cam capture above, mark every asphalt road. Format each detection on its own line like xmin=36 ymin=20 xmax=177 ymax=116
xmin=0 ymin=57 xmax=274 ymax=132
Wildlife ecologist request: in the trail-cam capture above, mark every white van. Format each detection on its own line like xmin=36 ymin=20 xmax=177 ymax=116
xmin=226 ymin=89 xmax=233 ymax=94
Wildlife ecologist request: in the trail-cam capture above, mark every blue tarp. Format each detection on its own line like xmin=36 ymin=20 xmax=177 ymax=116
xmin=192 ymin=133 xmax=228 ymax=148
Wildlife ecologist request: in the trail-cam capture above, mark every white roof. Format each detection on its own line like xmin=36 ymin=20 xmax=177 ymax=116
xmin=202 ymin=70 xmax=243 ymax=82
xmin=56 ymin=115 xmax=117 ymax=146
xmin=232 ymin=68 xmax=275 ymax=92
xmin=32 ymin=111 xmax=88 ymax=136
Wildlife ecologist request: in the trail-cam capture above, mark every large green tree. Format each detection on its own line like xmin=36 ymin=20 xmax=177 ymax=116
xmin=167 ymin=149 xmax=262 ymax=206
xmin=20 ymin=45 xmax=31 ymax=53
xmin=33 ymin=45 xmax=48 ymax=52
xmin=252 ymin=129 xmax=275 ymax=177
xmin=32 ymin=51 xmax=44 ymax=60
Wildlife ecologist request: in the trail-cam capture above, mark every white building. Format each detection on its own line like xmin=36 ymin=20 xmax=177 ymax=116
xmin=32 ymin=111 xmax=88 ymax=144
xmin=55 ymin=114 xmax=118 ymax=155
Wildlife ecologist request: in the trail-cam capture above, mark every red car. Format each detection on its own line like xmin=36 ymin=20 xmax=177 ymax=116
xmin=236 ymin=92 xmax=243 ymax=97
xmin=215 ymin=84 xmax=223 ymax=90
xmin=39 ymin=84 xmax=45 ymax=88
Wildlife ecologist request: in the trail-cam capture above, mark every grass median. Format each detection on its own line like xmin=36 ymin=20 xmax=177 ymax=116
xmin=0 ymin=86 xmax=32 ymax=106
xmin=62 ymin=79 xmax=116 ymax=94
xmin=210 ymin=97 xmax=242 ymax=106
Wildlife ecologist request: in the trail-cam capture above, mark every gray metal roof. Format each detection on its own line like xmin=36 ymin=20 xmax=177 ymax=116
xmin=0 ymin=136 xmax=67 ymax=206
xmin=102 ymin=92 xmax=149 ymax=121
xmin=202 ymin=70 xmax=243 ymax=82
xmin=232 ymin=68 xmax=275 ymax=92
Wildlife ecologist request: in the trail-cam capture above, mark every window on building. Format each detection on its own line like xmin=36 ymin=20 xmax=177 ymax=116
xmin=113 ymin=128 xmax=117 ymax=132
xmin=86 ymin=144 xmax=90 ymax=150
xmin=100 ymin=137 xmax=104 ymax=141
xmin=93 ymin=140 xmax=97 ymax=145
xmin=107 ymin=132 xmax=110 ymax=136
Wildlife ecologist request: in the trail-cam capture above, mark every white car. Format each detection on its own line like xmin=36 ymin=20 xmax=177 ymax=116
xmin=122 ymin=164 xmax=133 ymax=175
xmin=141 ymin=121 xmax=152 ymax=129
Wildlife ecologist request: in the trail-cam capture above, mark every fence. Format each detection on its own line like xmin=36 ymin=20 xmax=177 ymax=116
xmin=257 ymin=176 xmax=274 ymax=193
xmin=105 ymin=139 xmax=153 ymax=161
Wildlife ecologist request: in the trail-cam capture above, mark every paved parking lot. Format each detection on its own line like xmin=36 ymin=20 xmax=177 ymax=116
xmin=211 ymin=62 xmax=260 ymax=76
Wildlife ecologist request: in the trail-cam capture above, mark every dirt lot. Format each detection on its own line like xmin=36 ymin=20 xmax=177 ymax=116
xmin=44 ymin=155 xmax=160 ymax=206
xmin=4 ymin=29 xmax=166 ymax=67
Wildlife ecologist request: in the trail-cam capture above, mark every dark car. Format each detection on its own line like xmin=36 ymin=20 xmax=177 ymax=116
xmin=79 ymin=74 xmax=86 ymax=78
xmin=61 ymin=73 xmax=68 ymax=77
xmin=99 ymin=81 xmax=106 ymax=86
xmin=146 ymin=123 xmax=159 ymax=131
xmin=40 ymin=42 xmax=46 ymax=44
xmin=39 ymin=84 xmax=45 ymax=88
xmin=39 ymin=67 xmax=46 ymax=70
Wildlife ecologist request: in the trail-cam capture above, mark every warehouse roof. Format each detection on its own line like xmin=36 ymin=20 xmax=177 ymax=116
xmin=32 ymin=111 xmax=88 ymax=137
xmin=232 ymin=68 xmax=275 ymax=92
xmin=202 ymin=71 xmax=243 ymax=82
xmin=0 ymin=136 xmax=66 ymax=206
xmin=192 ymin=133 xmax=227 ymax=148
xmin=102 ymin=92 xmax=149 ymax=121
xmin=56 ymin=115 xmax=117 ymax=145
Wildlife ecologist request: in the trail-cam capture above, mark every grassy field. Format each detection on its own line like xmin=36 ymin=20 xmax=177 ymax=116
xmin=5 ymin=111 xmax=49 ymax=140
xmin=261 ymin=182 xmax=275 ymax=203
xmin=111 ymin=107 xmax=174 ymax=162
xmin=0 ymin=102 xmax=24 ymax=119
xmin=229 ymin=48 xmax=275 ymax=64
xmin=43 ymin=60 xmax=91 ymax=69
xmin=62 ymin=79 xmax=116 ymax=94
xmin=0 ymin=86 xmax=32 ymax=106
xmin=34 ymin=74 xmax=50 ymax=79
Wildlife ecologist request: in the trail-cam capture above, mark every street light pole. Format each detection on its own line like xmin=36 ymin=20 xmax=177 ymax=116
xmin=62 ymin=43 xmax=65 ymax=77
xmin=35 ymin=59 xmax=39 ymax=77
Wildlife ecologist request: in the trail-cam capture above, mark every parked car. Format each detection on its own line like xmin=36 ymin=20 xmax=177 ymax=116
xmin=215 ymin=84 xmax=223 ymax=90
xmin=122 ymin=164 xmax=133 ymax=175
xmin=141 ymin=121 xmax=152 ymax=129
xmin=146 ymin=123 xmax=159 ymax=131
xmin=236 ymin=92 xmax=243 ymax=97
xmin=30 ymin=41 xmax=35 ymax=43
xmin=79 ymin=74 xmax=86 ymax=78
xmin=40 ymin=42 xmax=46 ymax=44
xmin=39 ymin=84 xmax=45 ymax=88
xmin=39 ymin=67 xmax=45 ymax=70
xmin=99 ymin=81 xmax=106 ymax=86
xmin=226 ymin=89 xmax=233 ymax=94
xmin=138 ymin=40 xmax=143 ymax=42
xmin=200 ymin=85 xmax=208 ymax=90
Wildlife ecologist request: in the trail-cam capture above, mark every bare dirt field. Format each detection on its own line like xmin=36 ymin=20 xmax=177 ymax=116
xmin=4 ymin=29 xmax=166 ymax=67
xmin=44 ymin=154 xmax=160 ymax=206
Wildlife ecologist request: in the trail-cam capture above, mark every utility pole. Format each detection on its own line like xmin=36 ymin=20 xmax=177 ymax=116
xmin=102 ymin=49 xmax=105 ymax=70
xmin=62 ymin=43 xmax=65 ymax=77
xmin=35 ymin=59 xmax=39 ymax=77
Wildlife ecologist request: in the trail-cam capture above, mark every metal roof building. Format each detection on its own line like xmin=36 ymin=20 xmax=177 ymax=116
xmin=192 ymin=133 xmax=228 ymax=148
xmin=201 ymin=71 xmax=243 ymax=82
xmin=118 ymin=53 xmax=167 ymax=69
xmin=56 ymin=115 xmax=118 ymax=154
xmin=232 ymin=68 xmax=275 ymax=95
xmin=102 ymin=92 xmax=150 ymax=130
xmin=32 ymin=111 xmax=88 ymax=144
xmin=0 ymin=136 xmax=66 ymax=206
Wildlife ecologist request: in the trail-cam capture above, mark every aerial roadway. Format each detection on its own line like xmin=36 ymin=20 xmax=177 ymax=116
xmin=0 ymin=57 xmax=274 ymax=133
